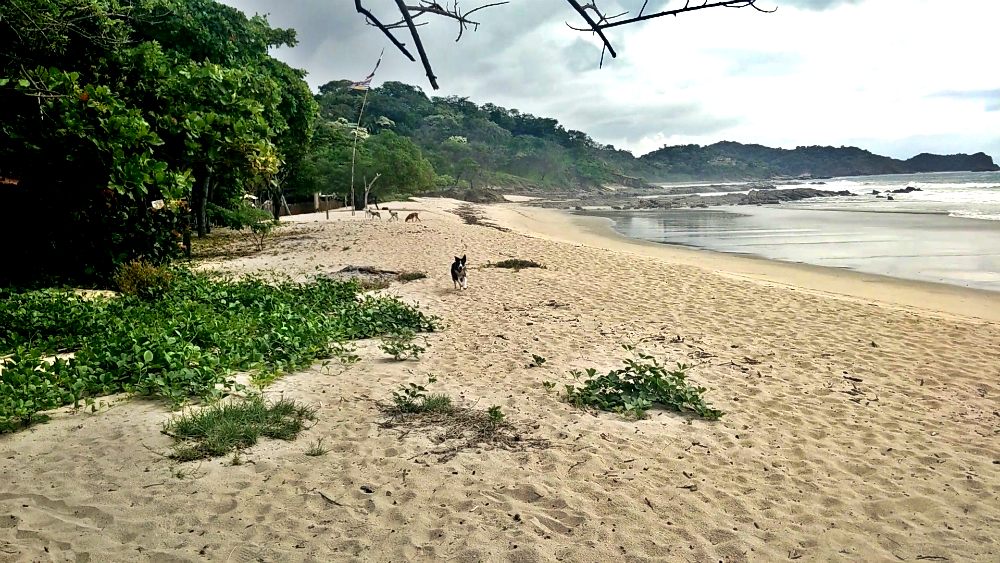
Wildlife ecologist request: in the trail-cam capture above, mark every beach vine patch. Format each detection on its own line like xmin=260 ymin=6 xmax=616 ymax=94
xmin=564 ymin=345 xmax=723 ymax=420
xmin=0 ymin=271 xmax=437 ymax=433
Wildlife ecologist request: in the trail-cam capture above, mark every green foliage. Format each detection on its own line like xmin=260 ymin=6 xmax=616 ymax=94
xmin=113 ymin=260 xmax=174 ymax=300
xmin=163 ymin=394 xmax=316 ymax=461
xmin=379 ymin=329 xmax=427 ymax=361
xmin=487 ymin=259 xmax=545 ymax=271
xmin=1 ymin=0 xmax=317 ymax=282
xmin=420 ymin=393 xmax=455 ymax=414
xmin=528 ymin=354 xmax=546 ymax=368
xmin=486 ymin=405 xmax=505 ymax=425
xmin=390 ymin=376 xmax=439 ymax=413
xmin=542 ymin=381 xmax=556 ymax=393
xmin=305 ymin=438 xmax=330 ymax=457
xmin=564 ymin=347 xmax=723 ymax=420
xmin=206 ymin=202 xmax=275 ymax=250
xmin=0 ymin=272 xmax=437 ymax=432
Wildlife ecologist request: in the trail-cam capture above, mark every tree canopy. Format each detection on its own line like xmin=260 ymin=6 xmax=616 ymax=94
xmin=0 ymin=0 xmax=316 ymax=282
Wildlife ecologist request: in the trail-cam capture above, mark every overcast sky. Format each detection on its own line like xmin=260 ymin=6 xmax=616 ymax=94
xmin=220 ymin=0 xmax=999 ymax=161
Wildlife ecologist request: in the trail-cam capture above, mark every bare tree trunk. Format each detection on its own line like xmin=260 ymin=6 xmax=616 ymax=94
xmin=196 ymin=166 xmax=210 ymax=238
xmin=183 ymin=221 xmax=192 ymax=259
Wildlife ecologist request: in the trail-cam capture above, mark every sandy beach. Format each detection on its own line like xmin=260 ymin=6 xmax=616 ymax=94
xmin=2 ymin=198 xmax=999 ymax=562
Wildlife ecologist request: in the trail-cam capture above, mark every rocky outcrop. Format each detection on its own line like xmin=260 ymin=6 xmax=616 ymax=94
xmin=739 ymin=188 xmax=854 ymax=205
xmin=904 ymin=152 xmax=1000 ymax=173
xmin=430 ymin=187 xmax=507 ymax=204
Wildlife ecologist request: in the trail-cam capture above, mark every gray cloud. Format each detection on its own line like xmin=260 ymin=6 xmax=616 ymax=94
xmin=564 ymin=100 xmax=742 ymax=144
xmin=779 ymin=0 xmax=868 ymax=11
xmin=928 ymin=89 xmax=1000 ymax=112
xmin=706 ymin=49 xmax=804 ymax=77
xmin=218 ymin=0 xmax=993 ymax=160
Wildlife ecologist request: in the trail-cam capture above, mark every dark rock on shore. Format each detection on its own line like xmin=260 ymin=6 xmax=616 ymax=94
xmin=739 ymin=188 xmax=855 ymax=205
xmin=890 ymin=186 xmax=923 ymax=194
xmin=429 ymin=187 xmax=506 ymax=204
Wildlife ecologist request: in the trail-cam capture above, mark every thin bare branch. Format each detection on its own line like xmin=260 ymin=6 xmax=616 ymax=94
xmin=352 ymin=0 xmax=773 ymax=89
xmin=354 ymin=0 xmax=416 ymax=62
xmin=601 ymin=0 xmax=775 ymax=30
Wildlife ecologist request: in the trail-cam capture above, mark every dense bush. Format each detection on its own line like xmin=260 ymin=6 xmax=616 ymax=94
xmin=0 ymin=271 xmax=437 ymax=432
xmin=113 ymin=260 xmax=174 ymax=299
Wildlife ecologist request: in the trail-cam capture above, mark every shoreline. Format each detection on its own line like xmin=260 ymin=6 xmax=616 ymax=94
xmin=484 ymin=203 xmax=1000 ymax=322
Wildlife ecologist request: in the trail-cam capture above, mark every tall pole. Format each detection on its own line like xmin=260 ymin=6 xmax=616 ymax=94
xmin=349 ymin=86 xmax=371 ymax=216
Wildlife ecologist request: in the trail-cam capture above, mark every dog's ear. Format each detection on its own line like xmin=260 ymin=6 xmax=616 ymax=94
xmin=461 ymin=255 xmax=467 ymax=263
xmin=454 ymin=256 xmax=460 ymax=263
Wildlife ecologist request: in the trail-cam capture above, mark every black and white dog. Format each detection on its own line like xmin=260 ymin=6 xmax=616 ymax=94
xmin=451 ymin=255 xmax=468 ymax=290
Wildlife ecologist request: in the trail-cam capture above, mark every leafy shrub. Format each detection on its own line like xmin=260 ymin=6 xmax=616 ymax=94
xmin=564 ymin=346 xmax=723 ymax=420
xmin=113 ymin=259 xmax=174 ymax=299
xmin=0 ymin=271 xmax=437 ymax=432
xmin=379 ymin=329 xmax=427 ymax=360
xmin=390 ymin=376 xmax=440 ymax=413
xmin=486 ymin=259 xmax=544 ymax=270
xmin=163 ymin=394 xmax=316 ymax=461
xmin=486 ymin=405 xmax=505 ymax=425
xmin=206 ymin=202 xmax=275 ymax=250
xmin=528 ymin=354 xmax=546 ymax=368
xmin=5 ymin=186 xmax=187 ymax=286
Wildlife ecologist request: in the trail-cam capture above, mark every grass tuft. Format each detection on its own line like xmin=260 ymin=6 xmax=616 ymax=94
xmin=397 ymin=271 xmax=427 ymax=282
xmin=356 ymin=277 xmax=391 ymax=292
xmin=164 ymin=394 xmax=316 ymax=461
xmin=486 ymin=259 xmax=544 ymax=271
xmin=305 ymin=438 xmax=330 ymax=457
xmin=381 ymin=378 xmax=546 ymax=462
xmin=419 ymin=393 xmax=454 ymax=414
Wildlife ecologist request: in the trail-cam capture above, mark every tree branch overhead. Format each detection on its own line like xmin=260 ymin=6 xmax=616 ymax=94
xmin=354 ymin=0 xmax=775 ymax=89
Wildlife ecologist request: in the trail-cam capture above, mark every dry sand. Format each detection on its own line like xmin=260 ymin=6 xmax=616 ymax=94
xmin=2 ymin=199 xmax=999 ymax=562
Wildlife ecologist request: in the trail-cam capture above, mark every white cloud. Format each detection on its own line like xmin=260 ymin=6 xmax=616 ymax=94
xmin=222 ymin=0 xmax=1000 ymax=161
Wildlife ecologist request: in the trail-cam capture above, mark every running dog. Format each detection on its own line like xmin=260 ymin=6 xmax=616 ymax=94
xmin=451 ymin=255 xmax=468 ymax=290
xmin=365 ymin=208 xmax=381 ymax=220
xmin=388 ymin=210 xmax=399 ymax=221
xmin=405 ymin=212 xmax=421 ymax=223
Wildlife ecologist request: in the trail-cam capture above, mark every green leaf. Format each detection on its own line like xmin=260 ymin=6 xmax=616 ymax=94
xmin=18 ymin=79 xmax=29 ymax=87
xmin=143 ymin=351 xmax=154 ymax=363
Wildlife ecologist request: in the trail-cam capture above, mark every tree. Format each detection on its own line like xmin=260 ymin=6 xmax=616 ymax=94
xmin=354 ymin=1 xmax=774 ymax=90
xmin=0 ymin=0 xmax=314 ymax=282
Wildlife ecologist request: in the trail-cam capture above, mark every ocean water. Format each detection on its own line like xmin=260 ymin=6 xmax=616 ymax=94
xmin=774 ymin=171 xmax=1000 ymax=221
xmin=589 ymin=172 xmax=1000 ymax=291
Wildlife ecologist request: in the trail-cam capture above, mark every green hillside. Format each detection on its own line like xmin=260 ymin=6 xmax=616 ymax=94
xmin=286 ymin=79 xmax=999 ymax=202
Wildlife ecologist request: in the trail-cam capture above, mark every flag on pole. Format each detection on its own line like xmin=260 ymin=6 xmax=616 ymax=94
xmin=349 ymin=50 xmax=384 ymax=91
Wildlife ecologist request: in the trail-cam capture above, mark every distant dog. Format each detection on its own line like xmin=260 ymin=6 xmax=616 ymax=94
xmin=365 ymin=208 xmax=381 ymax=220
xmin=388 ymin=210 xmax=399 ymax=221
xmin=451 ymin=255 xmax=468 ymax=290
xmin=405 ymin=212 xmax=421 ymax=223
